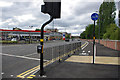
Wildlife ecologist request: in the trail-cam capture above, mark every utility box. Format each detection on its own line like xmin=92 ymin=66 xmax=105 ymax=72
xmin=41 ymin=0 xmax=61 ymax=18
xmin=37 ymin=45 xmax=42 ymax=53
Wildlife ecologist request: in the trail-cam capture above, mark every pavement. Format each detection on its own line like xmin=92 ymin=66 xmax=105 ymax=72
xmin=1 ymin=40 xmax=83 ymax=79
xmin=32 ymin=41 xmax=120 ymax=78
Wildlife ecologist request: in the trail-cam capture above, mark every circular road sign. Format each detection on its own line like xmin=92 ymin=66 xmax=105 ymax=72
xmin=91 ymin=13 xmax=99 ymax=21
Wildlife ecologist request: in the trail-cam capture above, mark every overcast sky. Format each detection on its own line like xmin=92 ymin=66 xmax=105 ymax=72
xmin=0 ymin=0 xmax=119 ymax=36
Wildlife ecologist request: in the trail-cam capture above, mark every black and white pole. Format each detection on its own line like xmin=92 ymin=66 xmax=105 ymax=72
xmin=91 ymin=13 xmax=99 ymax=64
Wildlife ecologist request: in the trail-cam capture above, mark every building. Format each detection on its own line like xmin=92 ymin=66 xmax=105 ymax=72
xmin=46 ymin=28 xmax=58 ymax=32
xmin=0 ymin=29 xmax=62 ymax=41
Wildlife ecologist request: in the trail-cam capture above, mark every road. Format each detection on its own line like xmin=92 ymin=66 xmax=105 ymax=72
xmin=1 ymin=40 xmax=85 ymax=78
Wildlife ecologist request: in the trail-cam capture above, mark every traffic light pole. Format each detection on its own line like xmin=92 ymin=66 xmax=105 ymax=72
xmin=40 ymin=16 xmax=53 ymax=76
xmin=93 ymin=20 xmax=95 ymax=64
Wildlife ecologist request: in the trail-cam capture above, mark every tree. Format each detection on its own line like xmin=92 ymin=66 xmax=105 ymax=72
xmin=80 ymin=24 xmax=94 ymax=39
xmin=85 ymin=24 xmax=94 ymax=39
xmin=95 ymin=25 xmax=99 ymax=39
xmin=80 ymin=31 xmax=86 ymax=39
xmin=35 ymin=29 xmax=41 ymax=31
xmin=97 ymin=0 xmax=116 ymax=38
xmin=103 ymin=24 xmax=120 ymax=40
xmin=13 ymin=27 xmax=21 ymax=30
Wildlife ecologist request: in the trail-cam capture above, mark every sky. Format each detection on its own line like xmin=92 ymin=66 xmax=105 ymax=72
xmin=0 ymin=0 xmax=119 ymax=36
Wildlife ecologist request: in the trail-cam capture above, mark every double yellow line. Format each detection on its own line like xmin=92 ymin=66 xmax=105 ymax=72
xmin=17 ymin=41 xmax=88 ymax=79
xmin=17 ymin=65 xmax=40 ymax=78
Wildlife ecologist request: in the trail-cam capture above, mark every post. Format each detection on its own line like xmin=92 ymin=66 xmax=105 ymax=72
xmin=29 ymin=31 xmax=30 ymax=44
xmin=98 ymin=18 xmax=100 ymax=43
xmin=93 ymin=20 xmax=95 ymax=64
xmin=40 ymin=16 xmax=53 ymax=76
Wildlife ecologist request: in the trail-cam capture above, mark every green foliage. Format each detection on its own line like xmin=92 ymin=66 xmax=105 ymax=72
xmin=0 ymin=41 xmax=18 ymax=44
xmin=97 ymin=1 xmax=116 ymax=37
xmin=80 ymin=24 xmax=100 ymax=39
xmin=35 ymin=29 xmax=41 ymax=31
xmin=103 ymin=24 xmax=120 ymax=40
xmin=80 ymin=31 xmax=86 ymax=39
xmin=80 ymin=1 xmax=119 ymax=40
xmin=85 ymin=24 xmax=94 ymax=39
xmin=65 ymin=34 xmax=70 ymax=39
xmin=80 ymin=24 xmax=93 ymax=39
xmin=95 ymin=25 xmax=99 ymax=39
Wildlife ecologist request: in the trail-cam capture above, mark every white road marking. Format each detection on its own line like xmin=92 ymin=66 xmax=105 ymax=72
xmin=24 ymin=53 xmax=37 ymax=57
xmin=82 ymin=42 xmax=89 ymax=50
xmin=11 ymin=75 xmax=13 ymax=77
xmin=88 ymin=51 xmax=90 ymax=53
xmin=1 ymin=45 xmax=22 ymax=47
xmin=0 ymin=53 xmax=49 ymax=61
xmin=42 ymin=75 xmax=47 ymax=78
xmin=82 ymin=53 xmax=87 ymax=55
xmin=1 ymin=72 xmax=4 ymax=75
xmin=83 ymin=51 xmax=85 ymax=53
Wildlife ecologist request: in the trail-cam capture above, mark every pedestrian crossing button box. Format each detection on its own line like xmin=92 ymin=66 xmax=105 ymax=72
xmin=37 ymin=45 xmax=42 ymax=53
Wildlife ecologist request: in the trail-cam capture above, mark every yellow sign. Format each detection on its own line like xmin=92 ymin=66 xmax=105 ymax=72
xmin=40 ymin=39 xmax=44 ymax=42
xmin=93 ymin=37 xmax=95 ymax=39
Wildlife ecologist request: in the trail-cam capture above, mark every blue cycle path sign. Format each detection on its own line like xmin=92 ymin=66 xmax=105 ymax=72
xmin=91 ymin=13 xmax=99 ymax=21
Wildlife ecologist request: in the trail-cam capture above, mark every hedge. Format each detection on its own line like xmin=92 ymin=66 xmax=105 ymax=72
xmin=0 ymin=41 xmax=18 ymax=44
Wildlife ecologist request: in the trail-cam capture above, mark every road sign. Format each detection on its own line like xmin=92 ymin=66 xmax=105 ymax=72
xmin=91 ymin=13 xmax=99 ymax=21
xmin=91 ymin=13 xmax=98 ymax=64
xmin=63 ymin=33 xmax=65 ymax=40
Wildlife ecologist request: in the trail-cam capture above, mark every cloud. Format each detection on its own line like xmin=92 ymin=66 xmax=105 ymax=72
xmin=14 ymin=14 xmax=36 ymax=22
xmin=0 ymin=0 xmax=119 ymax=36
xmin=0 ymin=1 xmax=13 ymax=7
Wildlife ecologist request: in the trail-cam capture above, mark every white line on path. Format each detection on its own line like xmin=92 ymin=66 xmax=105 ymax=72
xmin=82 ymin=42 xmax=89 ymax=50
xmin=83 ymin=51 xmax=85 ymax=53
xmin=0 ymin=53 xmax=49 ymax=61
xmin=88 ymin=51 xmax=90 ymax=53
xmin=1 ymin=72 xmax=4 ymax=75
xmin=11 ymin=75 xmax=13 ymax=77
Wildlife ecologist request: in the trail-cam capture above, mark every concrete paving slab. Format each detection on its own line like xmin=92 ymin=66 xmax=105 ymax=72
xmin=95 ymin=56 xmax=120 ymax=65
xmin=65 ymin=56 xmax=93 ymax=63
xmin=65 ymin=55 xmax=120 ymax=65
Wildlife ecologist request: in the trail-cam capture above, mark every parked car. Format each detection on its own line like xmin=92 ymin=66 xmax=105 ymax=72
xmin=6 ymin=38 xmax=11 ymax=41
xmin=20 ymin=38 xmax=26 ymax=41
xmin=11 ymin=38 xmax=17 ymax=41
xmin=77 ymin=39 xmax=80 ymax=41
xmin=65 ymin=38 xmax=69 ymax=42
xmin=25 ymin=38 xmax=30 ymax=41
xmin=32 ymin=39 xmax=37 ymax=41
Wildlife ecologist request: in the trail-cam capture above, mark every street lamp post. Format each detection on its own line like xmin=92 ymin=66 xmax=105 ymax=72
xmin=29 ymin=26 xmax=33 ymax=44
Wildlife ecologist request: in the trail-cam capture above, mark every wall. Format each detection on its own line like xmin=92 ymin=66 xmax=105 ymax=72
xmin=80 ymin=39 xmax=120 ymax=51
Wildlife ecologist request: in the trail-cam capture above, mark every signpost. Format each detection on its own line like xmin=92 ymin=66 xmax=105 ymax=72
xmin=63 ymin=33 xmax=65 ymax=40
xmin=91 ymin=13 xmax=99 ymax=64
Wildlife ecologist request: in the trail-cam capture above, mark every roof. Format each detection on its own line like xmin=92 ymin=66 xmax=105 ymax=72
xmin=0 ymin=29 xmax=47 ymax=33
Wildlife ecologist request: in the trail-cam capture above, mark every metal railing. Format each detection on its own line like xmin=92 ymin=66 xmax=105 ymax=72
xmin=43 ymin=42 xmax=81 ymax=67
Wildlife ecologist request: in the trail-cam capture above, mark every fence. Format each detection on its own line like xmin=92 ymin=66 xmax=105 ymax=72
xmin=43 ymin=42 xmax=81 ymax=67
